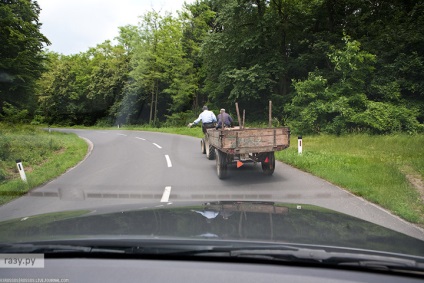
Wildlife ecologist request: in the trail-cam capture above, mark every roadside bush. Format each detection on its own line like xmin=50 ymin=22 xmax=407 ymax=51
xmin=95 ymin=117 xmax=115 ymax=127
xmin=352 ymin=102 xmax=421 ymax=134
xmin=30 ymin=115 xmax=46 ymax=125
xmin=0 ymin=102 xmax=30 ymax=124
xmin=0 ymin=170 xmax=5 ymax=182
xmin=0 ymin=136 xmax=11 ymax=160
xmin=287 ymin=36 xmax=423 ymax=135
xmin=163 ymin=111 xmax=196 ymax=127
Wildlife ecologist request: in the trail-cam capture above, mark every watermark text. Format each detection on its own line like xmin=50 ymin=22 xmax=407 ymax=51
xmin=0 ymin=254 xmax=44 ymax=268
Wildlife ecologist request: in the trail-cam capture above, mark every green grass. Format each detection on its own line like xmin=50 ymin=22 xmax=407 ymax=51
xmin=277 ymin=134 xmax=424 ymax=224
xmin=0 ymin=124 xmax=88 ymax=205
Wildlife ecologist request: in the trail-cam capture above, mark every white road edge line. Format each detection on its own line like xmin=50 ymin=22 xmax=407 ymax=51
xmin=135 ymin=137 xmax=146 ymax=140
xmin=117 ymin=133 xmax=127 ymax=136
xmin=165 ymin=155 xmax=172 ymax=167
xmin=161 ymin=186 xmax=172 ymax=203
xmin=153 ymin=143 xmax=162 ymax=149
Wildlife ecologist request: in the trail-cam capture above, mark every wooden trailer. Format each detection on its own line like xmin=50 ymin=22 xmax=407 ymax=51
xmin=199 ymin=102 xmax=290 ymax=179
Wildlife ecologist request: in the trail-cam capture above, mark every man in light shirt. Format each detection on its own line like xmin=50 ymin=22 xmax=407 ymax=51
xmin=188 ymin=106 xmax=217 ymax=134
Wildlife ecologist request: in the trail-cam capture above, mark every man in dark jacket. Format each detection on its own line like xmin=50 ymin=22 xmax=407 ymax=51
xmin=216 ymin=108 xmax=233 ymax=129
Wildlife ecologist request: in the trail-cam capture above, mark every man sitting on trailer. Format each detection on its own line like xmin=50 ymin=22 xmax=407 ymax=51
xmin=188 ymin=106 xmax=217 ymax=134
xmin=216 ymin=108 xmax=233 ymax=129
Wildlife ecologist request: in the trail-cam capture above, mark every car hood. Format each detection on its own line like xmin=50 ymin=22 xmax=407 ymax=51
xmin=0 ymin=201 xmax=422 ymax=256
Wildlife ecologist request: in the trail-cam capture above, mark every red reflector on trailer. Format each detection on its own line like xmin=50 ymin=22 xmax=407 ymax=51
xmin=237 ymin=161 xmax=243 ymax=168
xmin=264 ymin=157 xmax=269 ymax=163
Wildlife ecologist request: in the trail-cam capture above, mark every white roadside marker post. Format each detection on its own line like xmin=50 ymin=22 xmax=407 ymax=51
xmin=298 ymin=136 xmax=303 ymax=155
xmin=16 ymin=159 xmax=27 ymax=183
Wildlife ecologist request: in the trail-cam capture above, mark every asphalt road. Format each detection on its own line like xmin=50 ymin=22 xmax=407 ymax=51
xmin=0 ymin=129 xmax=423 ymax=240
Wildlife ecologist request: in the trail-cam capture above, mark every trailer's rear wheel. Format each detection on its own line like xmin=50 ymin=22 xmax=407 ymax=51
xmin=205 ymin=138 xmax=215 ymax=160
xmin=216 ymin=149 xmax=228 ymax=179
xmin=201 ymin=138 xmax=206 ymax=154
xmin=261 ymin=152 xmax=275 ymax=176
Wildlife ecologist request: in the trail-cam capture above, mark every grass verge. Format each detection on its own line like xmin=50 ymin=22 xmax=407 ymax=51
xmin=277 ymin=134 xmax=424 ymax=225
xmin=0 ymin=124 xmax=88 ymax=205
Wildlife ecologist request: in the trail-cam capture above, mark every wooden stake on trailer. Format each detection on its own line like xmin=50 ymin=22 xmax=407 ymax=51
xmin=235 ymin=102 xmax=242 ymax=129
xmin=268 ymin=100 xmax=272 ymax=127
xmin=242 ymin=109 xmax=246 ymax=128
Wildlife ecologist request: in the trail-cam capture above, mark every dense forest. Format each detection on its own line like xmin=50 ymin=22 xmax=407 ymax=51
xmin=1 ymin=0 xmax=423 ymax=134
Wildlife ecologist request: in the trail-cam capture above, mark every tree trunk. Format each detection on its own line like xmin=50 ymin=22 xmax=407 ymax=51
xmin=149 ymin=85 xmax=154 ymax=124
xmin=154 ymin=79 xmax=158 ymax=124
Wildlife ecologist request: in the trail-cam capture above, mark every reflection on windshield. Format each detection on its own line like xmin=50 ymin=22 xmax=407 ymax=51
xmin=1 ymin=202 xmax=423 ymax=257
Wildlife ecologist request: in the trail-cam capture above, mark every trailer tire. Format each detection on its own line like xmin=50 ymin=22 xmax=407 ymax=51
xmin=201 ymin=138 xmax=206 ymax=154
xmin=261 ymin=152 xmax=275 ymax=176
xmin=216 ymin=149 xmax=228 ymax=179
xmin=205 ymin=139 xmax=215 ymax=160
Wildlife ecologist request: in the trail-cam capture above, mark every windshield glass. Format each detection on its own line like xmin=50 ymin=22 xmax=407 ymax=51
xmin=0 ymin=0 xmax=423 ymax=274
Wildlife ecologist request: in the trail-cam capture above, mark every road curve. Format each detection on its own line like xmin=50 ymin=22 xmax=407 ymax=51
xmin=0 ymin=128 xmax=423 ymax=240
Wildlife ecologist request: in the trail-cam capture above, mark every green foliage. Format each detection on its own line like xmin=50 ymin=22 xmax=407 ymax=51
xmin=129 ymin=11 xmax=182 ymax=124
xmin=288 ymin=35 xmax=422 ymax=134
xmin=202 ymin=0 xmax=304 ymax=116
xmin=94 ymin=117 xmax=115 ymax=127
xmin=352 ymin=102 xmax=422 ymax=134
xmin=112 ymin=82 xmax=147 ymax=125
xmin=18 ymin=0 xmax=422 ymax=132
xmin=163 ymin=110 xmax=196 ymax=127
xmin=0 ymin=0 xmax=50 ymax=115
xmin=0 ymin=102 xmax=29 ymax=123
xmin=328 ymin=35 xmax=376 ymax=84
xmin=36 ymin=42 xmax=130 ymax=126
xmin=0 ymin=134 xmax=12 ymax=176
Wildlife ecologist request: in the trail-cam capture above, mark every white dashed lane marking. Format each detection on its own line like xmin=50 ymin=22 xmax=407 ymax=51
xmin=165 ymin=155 xmax=172 ymax=168
xmin=160 ymin=186 xmax=172 ymax=203
xmin=153 ymin=143 xmax=162 ymax=149
xmin=133 ymin=136 xmax=173 ymax=203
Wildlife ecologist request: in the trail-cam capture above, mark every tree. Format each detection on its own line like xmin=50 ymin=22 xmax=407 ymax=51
xmin=31 ymin=0 xmax=423 ymax=132
xmin=129 ymin=11 xmax=189 ymax=124
xmin=116 ymin=25 xmax=138 ymax=56
xmin=0 ymin=0 xmax=50 ymax=117
xmin=37 ymin=53 xmax=91 ymax=125
xmin=178 ymin=0 xmax=216 ymax=110
xmin=201 ymin=0 xmax=322 ymax=119
xmin=129 ymin=11 xmax=164 ymax=125
xmin=86 ymin=41 xmax=130 ymax=125
xmin=289 ymin=35 xmax=421 ymax=134
xmin=37 ymin=42 xmax=130 ymax=126
xmin=310 ymin=0 xmax=424 ymax=123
